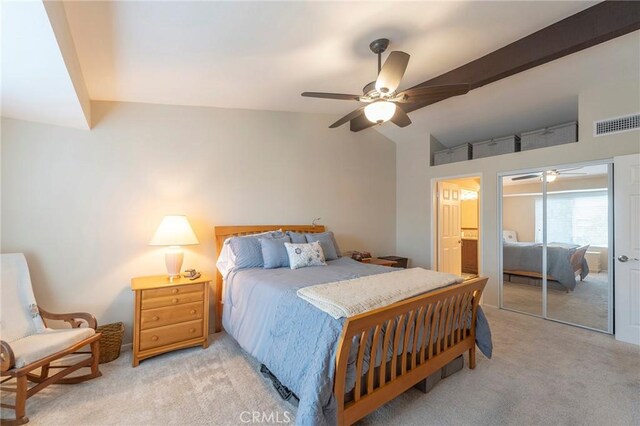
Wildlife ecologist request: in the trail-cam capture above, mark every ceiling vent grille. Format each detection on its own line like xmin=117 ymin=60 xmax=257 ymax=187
xmin=594 ymin=113 xmax=640 ymax=137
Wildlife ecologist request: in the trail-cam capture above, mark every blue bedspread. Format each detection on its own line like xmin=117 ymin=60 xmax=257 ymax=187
xmin=223 ymin=257 xmax=492 ymax=425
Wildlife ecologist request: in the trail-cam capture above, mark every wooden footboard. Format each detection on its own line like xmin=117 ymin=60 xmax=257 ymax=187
xmin=334 ymin=277 xmax=487 ymax=426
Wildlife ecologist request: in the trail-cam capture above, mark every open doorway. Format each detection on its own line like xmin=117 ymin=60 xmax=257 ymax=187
xmin=434 ymin=176 xmax=481 ymax=279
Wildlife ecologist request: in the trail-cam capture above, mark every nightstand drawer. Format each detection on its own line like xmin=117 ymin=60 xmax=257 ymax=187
xmin=140 ymin=301 xmax=204 ymax=330
xmin=139 ymin=319 xmax=203 ymax=351
xmin=141 ymin=283 xmax=202 ymax=300
xmin=141 ymin=291 xmax=203 ymax=310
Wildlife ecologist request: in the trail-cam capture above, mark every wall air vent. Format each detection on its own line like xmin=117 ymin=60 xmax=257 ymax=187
xmin=593 ymin=113 xmax=640 ymax=137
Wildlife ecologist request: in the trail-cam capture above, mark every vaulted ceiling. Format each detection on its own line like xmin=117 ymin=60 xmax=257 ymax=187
xmin=3 ymin=1 xmax=638 ymax=145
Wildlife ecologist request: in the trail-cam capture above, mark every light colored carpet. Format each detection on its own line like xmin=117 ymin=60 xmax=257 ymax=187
xmin=503 ymin=272 xmax=609 ymax=331
xmin=2 ymin=307 xmax=638 ymax=426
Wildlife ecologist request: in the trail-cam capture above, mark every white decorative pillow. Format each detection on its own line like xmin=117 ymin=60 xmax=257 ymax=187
xmin=285 ymin=242 xmax=326 ymax=270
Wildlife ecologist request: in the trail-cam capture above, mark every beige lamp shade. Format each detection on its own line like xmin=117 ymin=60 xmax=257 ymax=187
xmin=149 ymin=215 xmax=199 ymax=246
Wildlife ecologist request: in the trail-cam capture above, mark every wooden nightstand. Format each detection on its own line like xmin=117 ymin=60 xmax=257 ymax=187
xmin=130 ymin=274 xmax=211 ymax=367
xmin=361 ymin=258 xmax=398 ymax=267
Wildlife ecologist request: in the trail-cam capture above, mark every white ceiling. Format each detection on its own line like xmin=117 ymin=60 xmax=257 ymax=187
xmin=1 ymin=1 xmax=89 ymax=129
xmin=62 ymin=1 xmax=597 ymax=114
xmin=5 ymin=0 xmax=636 ymax=143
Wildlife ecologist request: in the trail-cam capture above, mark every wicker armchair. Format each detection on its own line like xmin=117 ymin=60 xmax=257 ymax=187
xmin=1 ymin=254 xmax=102 ymax=425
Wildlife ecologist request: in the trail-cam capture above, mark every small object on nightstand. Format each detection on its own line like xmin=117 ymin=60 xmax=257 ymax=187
xmin=346 ymin=251 xmax=371 ymax=261
xmin=378 ymin=256 xmax=409 ymax=269
xmin=183 ymin=269 xmax=201 ymax=280
xmin=130 ymin=274 xmax=212 ymax=367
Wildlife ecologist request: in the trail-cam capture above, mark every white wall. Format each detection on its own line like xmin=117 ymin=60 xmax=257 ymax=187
xmin=396 ymin=79 xmax=640 ymax=306
xmin=1 ymin=101 xmax=397 ymax=339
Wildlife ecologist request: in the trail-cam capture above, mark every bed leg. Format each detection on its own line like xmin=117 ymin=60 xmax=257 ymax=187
xmin=468 ymin=347 xmax=476 ymax=369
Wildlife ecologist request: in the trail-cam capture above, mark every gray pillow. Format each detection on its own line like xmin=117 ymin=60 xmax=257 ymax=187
xmin=305 ymin=231 xmax=341 ymax=257
xmin=229 ymin=231 xmax=283 ymax=270
xmin=260 ymin=236 xmax=291 ymax=269
xmin=286 ymin=231 xmax=307 ymax=244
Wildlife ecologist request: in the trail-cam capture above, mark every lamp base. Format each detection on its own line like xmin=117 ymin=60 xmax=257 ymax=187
xmin=165 ymin=247 xmax=184 ymax=281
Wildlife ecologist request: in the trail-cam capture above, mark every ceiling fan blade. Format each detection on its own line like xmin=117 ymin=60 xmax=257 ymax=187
xmin=390 ymin=105 xmax=411 ymax=127
xmin=329 ymin=107 xmax=364 ymax=128
xmin=557 ymin=167 xmax=584 ymax=173
xmin=301 ymin=92 xmax=361 ymax=101
xmin=559 ymin=172 xmax=587 ymax=175
xmin=350 ymin=113 xmax=374 ymax=132
xmin=511 ymin=174 xmax=541 ymax=181
xmin=375 ymin=51 xmax=410 ymax=94
xmin=396 ymin=84 xmax=470 ymax=103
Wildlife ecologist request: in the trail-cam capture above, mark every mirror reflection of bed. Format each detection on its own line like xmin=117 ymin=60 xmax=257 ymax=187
xmin=501 ymin=164 xmax=611 ymax=332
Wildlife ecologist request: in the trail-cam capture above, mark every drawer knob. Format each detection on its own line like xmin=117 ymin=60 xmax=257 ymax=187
xmin=172 ymin=298 xmax=179 ymax=304
xmin=151 ymin=335 xmax=159 ymax=341
xmin=190 ymin=328 xmax=196 ymax=333
xmin=152 ymin=316 xmax=159 ymax=321
xmin=172 ymin=289 xmax=179 ymax=294
xmin=190 ymin=309 xmax=196 ymax=315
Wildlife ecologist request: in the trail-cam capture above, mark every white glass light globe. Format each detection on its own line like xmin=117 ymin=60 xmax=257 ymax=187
xmin=364 ymin=101 xmax=396 ymax=124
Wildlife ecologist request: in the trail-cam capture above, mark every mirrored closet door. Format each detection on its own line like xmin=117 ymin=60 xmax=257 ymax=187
xmin=499 ymin=162 xmax=613 ymax=333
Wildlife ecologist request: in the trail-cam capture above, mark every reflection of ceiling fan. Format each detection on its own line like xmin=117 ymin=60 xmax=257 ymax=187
xmin=512 ymin=168 xmax=586 ymax=182
xmin=301 ymin=38 xmax=470 ymax=129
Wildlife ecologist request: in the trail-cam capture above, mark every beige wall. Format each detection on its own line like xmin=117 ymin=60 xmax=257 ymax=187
xmin=461 ymin=199 xmax=478 ymax=229
xmin=502 ymin=196 xmax=536 ymax=242
xmin=1 ymin=101 xmax=397 ymax=340
xmin=396 ymin=79 xmax=640 ymax=306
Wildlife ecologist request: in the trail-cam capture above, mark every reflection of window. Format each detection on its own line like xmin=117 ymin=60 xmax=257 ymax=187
xmin=535 ymin=190 xmax=608 ymax=246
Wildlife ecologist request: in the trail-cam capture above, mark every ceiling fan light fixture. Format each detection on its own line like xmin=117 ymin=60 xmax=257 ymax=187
xmin=364 ymin=101 xmax=396 ymax=124
xmin=541 ymin=171 xmax=558 ymax=183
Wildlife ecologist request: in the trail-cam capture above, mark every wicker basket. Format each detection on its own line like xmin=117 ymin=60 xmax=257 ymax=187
xmin=96 ymin=322 xmax=125 ymax=364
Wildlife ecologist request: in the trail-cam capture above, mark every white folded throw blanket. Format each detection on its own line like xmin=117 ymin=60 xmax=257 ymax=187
xmin=297 ymin=268 xmax=463 ymax=319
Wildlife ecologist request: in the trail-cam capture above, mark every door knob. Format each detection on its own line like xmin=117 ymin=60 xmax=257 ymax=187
xmin=618 ymin=255 xmax=639 ymax=262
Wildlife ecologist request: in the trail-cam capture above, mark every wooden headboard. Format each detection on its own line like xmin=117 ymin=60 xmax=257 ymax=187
xmin=213 ymin=225 xmax=326 ymax=332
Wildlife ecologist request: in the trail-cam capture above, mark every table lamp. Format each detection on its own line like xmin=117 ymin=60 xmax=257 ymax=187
xmin=149 ymin=215 xmax=199 ymax=280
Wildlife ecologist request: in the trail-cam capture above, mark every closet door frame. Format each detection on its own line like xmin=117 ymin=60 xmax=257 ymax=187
xmin=498 ymin=158 xmax=613 ymax=334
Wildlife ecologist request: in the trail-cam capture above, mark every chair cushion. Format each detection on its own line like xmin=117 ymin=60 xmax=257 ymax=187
xmin=9 ymin=327 xmax=96 ymax=368
xmin=1 ymin=253 xmax=46 ymax=342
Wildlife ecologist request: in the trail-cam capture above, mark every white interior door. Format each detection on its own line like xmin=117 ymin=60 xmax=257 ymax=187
xmin=438 ymin=181 xmax=462 ymax=275
xmin=614 ymin=153 xmax=640 ymax=345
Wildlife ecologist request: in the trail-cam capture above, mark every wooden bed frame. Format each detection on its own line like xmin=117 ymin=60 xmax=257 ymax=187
xmin=214 ymin=225 xmax=487 ymax=426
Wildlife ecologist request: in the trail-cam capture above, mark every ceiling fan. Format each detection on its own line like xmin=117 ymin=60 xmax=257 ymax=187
xmin=301 ymin=38 xmax=470 ymax=130
xmin=511 ymin=168 xmax=587 ymax=183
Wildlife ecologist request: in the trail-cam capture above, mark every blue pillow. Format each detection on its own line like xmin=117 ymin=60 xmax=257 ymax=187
xmin=286 ymin=231 xmax=307 ymax=244
xmin=308 ymin=236 xmax=337 ymax=260
xmin=228 ymin=231 xmax=282 ymax=270
xmin=229 ymin=237 xmax=263 ymax=269
xmin=305 ymin=231 xmax=341 ymax=257
xmin=260 ymin=236 xmax=291 ymax=269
